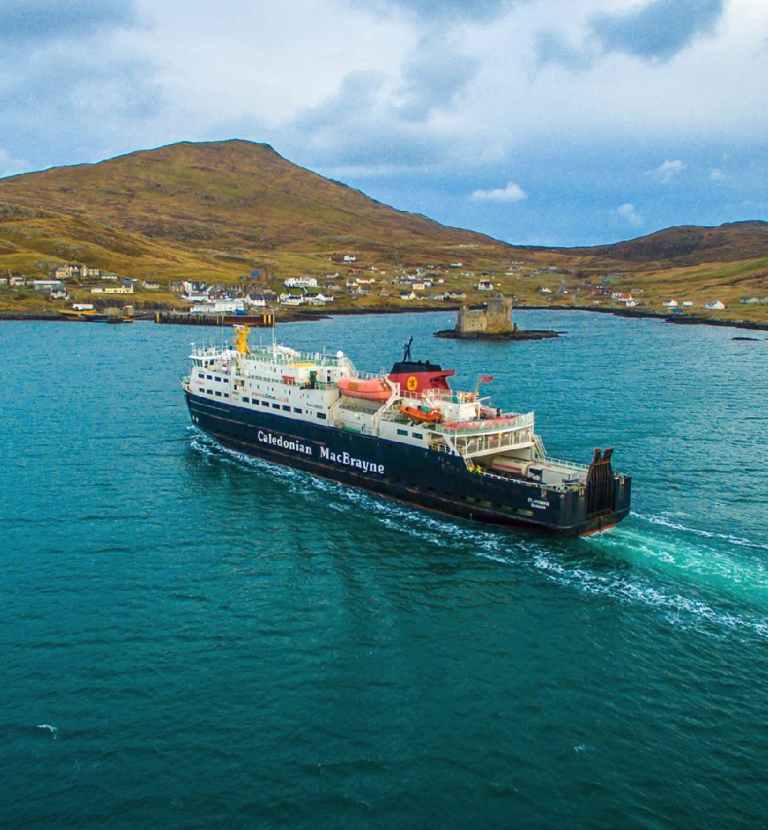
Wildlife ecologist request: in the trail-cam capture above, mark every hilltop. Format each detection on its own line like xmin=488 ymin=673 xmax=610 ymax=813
xmin=0 ymin=140 xmax=502 ymax=278
xmin=0 ymin=140 xmax=766 ymax=323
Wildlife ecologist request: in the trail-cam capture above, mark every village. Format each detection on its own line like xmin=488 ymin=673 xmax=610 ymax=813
xmin=0 ymin=255 xmax=755 ymax=317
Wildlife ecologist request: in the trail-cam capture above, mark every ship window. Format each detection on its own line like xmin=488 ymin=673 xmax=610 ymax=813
xmin=397 ymin=429 xmax=407 ymax=436
xmin=412 ymin=432 xmax=422 ymax=439
xmin=317 ymin=413 xmax=327 ymax=420
xmin=293 ymin=407 xmax=302 ymax=413
xmin=282 ymin=405 xmax=290 ymax=411
xmin=207 ymin=389 xmax=213 ymax=395
xmin=242 ymin=397 xmax=249 ymax=403
xmin=261 ymin=401 xmax=269 ymax=407
xmin=272 ymin=403 xmax=280 ymax=409
xmin=206 ymin=374 xmax=212 ymax=380
xmin=215 ymin=376 xmax=221 ymax=382
xmin=224 ymin=393 xmax=229 ymax=398
xmin=215 ymin=391 xmax=222 ymax=397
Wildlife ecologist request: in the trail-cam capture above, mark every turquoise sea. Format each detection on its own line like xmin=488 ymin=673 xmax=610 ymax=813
xmin=2 ymin=310 xmax=767 ymax=829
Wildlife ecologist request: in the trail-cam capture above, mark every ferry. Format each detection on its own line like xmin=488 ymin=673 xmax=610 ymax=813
xmin=182 ymin=327 xmax=631 ymax=535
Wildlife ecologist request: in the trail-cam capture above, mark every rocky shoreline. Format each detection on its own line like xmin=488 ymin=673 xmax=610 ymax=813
xmin=434 ymin=328 xmax=559 ymax=341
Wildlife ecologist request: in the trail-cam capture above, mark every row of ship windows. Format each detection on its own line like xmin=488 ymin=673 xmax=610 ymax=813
xmin=239 ymin=397 xmax=327 ymax=419
xmin=206 ymin=390 xmax=229 ymax=398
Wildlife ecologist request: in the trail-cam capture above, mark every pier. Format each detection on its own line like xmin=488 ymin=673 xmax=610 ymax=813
xmin=155 ymin=311 xmax=275 ymax=327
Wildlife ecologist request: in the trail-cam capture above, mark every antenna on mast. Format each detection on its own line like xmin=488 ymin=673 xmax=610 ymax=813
xmin=403 ymin=336 xmax=413 ymax=362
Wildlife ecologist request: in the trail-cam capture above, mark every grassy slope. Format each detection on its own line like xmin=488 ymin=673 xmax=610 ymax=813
xmin=0 ymin=140 xmax=767 ymax=322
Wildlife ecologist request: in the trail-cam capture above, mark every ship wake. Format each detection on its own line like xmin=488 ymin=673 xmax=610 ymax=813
xmin=189 ymin=430 xmax=768 ymax=640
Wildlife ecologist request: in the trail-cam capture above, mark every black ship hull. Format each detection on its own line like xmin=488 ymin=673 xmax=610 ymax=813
xmin=186 ymin=393 xmax=631 ymax=535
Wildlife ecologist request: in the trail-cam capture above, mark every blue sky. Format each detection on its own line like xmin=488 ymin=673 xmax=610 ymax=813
xmin=1 ymin=0 xmax=767 ymax=246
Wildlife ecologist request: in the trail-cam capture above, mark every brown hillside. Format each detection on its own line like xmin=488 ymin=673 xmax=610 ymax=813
xmin=566 ymin=221 xmax=768 ymax=265
xmin=0 ymin=140 xmax=496 ymax=256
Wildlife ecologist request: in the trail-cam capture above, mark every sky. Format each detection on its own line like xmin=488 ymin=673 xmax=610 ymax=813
xmin=2 ymin=0 xmax=768 ymax=246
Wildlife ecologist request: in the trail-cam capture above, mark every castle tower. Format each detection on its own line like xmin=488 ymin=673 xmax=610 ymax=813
xmin=485 ymin=294 xmax=515 ymax=332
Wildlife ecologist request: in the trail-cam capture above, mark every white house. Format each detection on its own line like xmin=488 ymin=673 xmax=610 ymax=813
xmin=662 ymin=300 xmax=678 ymax=308
xmin=91 ymin=285 xmax=134 ymax=295
xmin=284 ymin=277 xmax=317 ymax=288
xmin=704 ymin=300 xmax=725 ymax=310
xmin=682 ymin=301 xmax=694 ymax=307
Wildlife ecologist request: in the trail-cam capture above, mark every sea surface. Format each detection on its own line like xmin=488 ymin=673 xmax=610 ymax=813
xmin=1 ymin=310 xmax=767 ymax=829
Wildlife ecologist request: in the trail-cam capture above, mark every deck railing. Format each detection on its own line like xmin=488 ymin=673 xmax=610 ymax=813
xmin=438 ymin=411 xmax=534 ymax=436
xmin=454 ymin=428 xmax=534 ymax=458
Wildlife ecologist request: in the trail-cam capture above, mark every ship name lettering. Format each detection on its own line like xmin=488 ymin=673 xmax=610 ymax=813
xmin=320 ymin=446 xmax=384 ymax=474
xmin=256 ymin=429 xmax=312 ymax=456
xmin=527 ymin=497 xmax=549 ymax=509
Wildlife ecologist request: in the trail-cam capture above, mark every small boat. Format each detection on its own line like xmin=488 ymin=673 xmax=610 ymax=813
xmin=399 ymin=405 xmax=443 ymax=424
xmin=337 ymin=377 xmax=391 ymax=401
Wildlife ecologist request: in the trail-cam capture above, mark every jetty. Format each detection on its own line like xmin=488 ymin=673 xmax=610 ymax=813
xmin=155 ymin=310 xmax=275 ymax=327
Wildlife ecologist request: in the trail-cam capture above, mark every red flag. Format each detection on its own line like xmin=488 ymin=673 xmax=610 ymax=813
xmin=480 ymin=375 xmax=494 ymax=383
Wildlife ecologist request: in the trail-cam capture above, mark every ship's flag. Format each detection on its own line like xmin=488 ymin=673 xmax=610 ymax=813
xmin=480 ymin=375 xmax=494 ymax=383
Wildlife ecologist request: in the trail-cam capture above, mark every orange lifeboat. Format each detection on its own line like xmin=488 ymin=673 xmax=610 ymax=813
xmin=399 ymin=405 xmax=443 ymax=424
xmin=337 ymin=377 xmax=391 ymax=401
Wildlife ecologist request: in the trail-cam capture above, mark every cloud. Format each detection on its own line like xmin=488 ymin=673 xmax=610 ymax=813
xmin=590 ymin=0 xmax=725 ymax=62
xmin=617 ymin=202 xmax=642 ymax=226
xmin=0 ymin=149 xmax=29 ymax=179
xmin=709 ymin=167 xmax=726 ymax=181
xmin=396 ymin=40 xmax=480 ymax=121
xmin=471 ymin=182 xmax=527 ymax=202
xmin=1 ymin=0 xmax=138 ymax=44
xmin=652 ymin=159 xmax=687 ymax=183
xmin=352 ymin=0 xmax=519 ymax=22
xmin=535 ymin=29 xmax=595 ymax=70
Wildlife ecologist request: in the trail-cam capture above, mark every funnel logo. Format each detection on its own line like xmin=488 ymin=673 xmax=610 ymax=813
xmin=406 ymin=375 xmax=418 ymax=392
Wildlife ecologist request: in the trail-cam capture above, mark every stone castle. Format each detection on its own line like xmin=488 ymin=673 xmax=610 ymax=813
xmin=456 ymin=294 xmax=517 ymax=335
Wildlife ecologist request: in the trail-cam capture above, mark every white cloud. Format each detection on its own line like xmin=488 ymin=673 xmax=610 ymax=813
xmin=471 ymin=181 xmax=527 ymax=202
xmin=617 ymin=202 xmax=642 ymax=225
xmin=652 ymin=159 xmax=687 ymax=183
xmin=0 ymin=148 xmax=29 ymax=178
xmin=709 ymin=167 xmax=726 ymax=181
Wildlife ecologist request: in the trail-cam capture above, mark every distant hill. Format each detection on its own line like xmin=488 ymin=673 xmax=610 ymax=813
xmin=566 ymin=221 xmax=768 ymax=266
